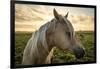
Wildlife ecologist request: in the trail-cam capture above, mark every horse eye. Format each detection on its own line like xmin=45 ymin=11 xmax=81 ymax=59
xmin=66 ymin=32 xmax=70 ymax=37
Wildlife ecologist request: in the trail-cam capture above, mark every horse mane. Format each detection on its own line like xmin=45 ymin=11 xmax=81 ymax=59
xmin=30 ymin=18 xmax=57 ymax=57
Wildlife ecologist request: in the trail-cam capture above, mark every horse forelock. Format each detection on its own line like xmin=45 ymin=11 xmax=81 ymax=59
xmin=62 ymin=16 xmax=75 ymax=39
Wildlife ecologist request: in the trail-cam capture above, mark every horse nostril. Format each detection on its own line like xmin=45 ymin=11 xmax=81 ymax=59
xmin=74 ymin=47 xmax=85 ymax=59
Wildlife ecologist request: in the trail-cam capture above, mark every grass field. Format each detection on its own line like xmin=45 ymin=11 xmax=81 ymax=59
xmin=15 ymin=31 xmax=95 ymax=65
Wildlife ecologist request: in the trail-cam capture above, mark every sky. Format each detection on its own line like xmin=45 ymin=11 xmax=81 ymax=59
xmin=15 ymin=4 xmax=95 ymax=32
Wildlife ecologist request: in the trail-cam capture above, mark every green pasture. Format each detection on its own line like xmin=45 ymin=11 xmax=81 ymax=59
xmin=15 ymin=31 xmax=95 ymax=64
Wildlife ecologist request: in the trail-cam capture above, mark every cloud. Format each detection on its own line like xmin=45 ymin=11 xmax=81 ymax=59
xmin=15 ymin=4 xmax=94 ymax=32
xmin=68 ymin=14 xmax=94 ymax=31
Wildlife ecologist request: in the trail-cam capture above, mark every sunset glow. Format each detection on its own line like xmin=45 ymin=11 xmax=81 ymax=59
xmin=15 ymin=4 xmax=95 ymax=32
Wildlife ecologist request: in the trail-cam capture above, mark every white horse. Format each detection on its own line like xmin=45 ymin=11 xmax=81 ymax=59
xmin=22 ymin=9 xmax=85 ymax=65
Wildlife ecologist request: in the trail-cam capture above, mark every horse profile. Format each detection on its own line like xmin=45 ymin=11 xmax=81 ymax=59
xmin=22 ymin=9 xmax=85 ymax=65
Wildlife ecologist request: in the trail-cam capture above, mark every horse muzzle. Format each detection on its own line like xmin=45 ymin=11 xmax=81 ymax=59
xmin=73 ymin=47 xmax=85 ymax=59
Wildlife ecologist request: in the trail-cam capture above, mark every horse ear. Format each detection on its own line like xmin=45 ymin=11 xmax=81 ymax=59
xmin=53 ymin=8 xmax=59 ymax=19
xmin=65 ymin=12 xmax=69 ymax=18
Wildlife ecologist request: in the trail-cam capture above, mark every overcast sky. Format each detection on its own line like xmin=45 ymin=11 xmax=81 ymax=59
xmin=15 ymin=4 xmax=95 ymax=32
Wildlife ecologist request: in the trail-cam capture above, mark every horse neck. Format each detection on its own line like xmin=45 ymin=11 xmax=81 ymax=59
xmin=37 ymin=22 xmax=54 ymax=52
xmin=33 ymin=26 xmax=53 ymax=64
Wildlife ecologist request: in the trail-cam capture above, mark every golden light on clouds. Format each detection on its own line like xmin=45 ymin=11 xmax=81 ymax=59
xmin=15 ymin=4 xmax=95 ymax=32
xmin=68 ymin=14 xmax=94 ymax=31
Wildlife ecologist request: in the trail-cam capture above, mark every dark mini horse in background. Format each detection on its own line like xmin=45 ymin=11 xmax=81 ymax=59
xmin=22 ymin=9 xmax=85 ymax=65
